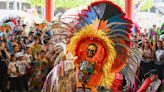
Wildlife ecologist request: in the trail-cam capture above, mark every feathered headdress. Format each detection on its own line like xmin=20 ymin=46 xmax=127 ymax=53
xmin=67 ymin=1 xmax=133 ymax=90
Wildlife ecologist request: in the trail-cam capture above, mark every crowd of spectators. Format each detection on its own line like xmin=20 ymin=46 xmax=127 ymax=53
xmin=0 ymin=19 xmax=53 ymax=92
xmin=132 ymin=24 xmax=164 ymax=92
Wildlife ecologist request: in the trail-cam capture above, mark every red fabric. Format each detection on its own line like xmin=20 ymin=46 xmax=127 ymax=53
xmin=137 ymin=78 xmax=152 ymax=92
xmin=111 ymin=73 xmax=123 ymax=92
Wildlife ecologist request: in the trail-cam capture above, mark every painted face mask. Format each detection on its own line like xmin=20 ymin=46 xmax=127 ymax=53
xmin=78 ymin=60 xmax=96 ymax=85
xmin=87 ymin=44 xmax=97 ymax=58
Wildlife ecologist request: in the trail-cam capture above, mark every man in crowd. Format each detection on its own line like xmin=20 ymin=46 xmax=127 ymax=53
xmin=137 ymin=69 xmax=161 ymax=92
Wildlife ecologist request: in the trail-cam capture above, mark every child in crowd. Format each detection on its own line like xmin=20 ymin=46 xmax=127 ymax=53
xmin=16 ymin=52 xmax=30 ymax=92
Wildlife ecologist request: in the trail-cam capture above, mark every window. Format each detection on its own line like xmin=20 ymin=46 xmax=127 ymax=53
xmin=9 ymin=2 xmax=14 ymax=10
xmin=0 ymin=2 xmax=6 ymax=9
xmin=22 ymin=3 xmax=31 ymax=11
xmin=155 ymin=0 xmax=164 ymax=2
xmin=17 ymin=2 xmax=19 ymax=10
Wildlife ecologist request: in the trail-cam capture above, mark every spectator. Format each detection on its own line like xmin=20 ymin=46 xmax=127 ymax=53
xmin=139 ymin=34 xmax=146 ymax=47
xmin=16 ymin=52 xmax=30 ymax=92
xmin=159 ymin=34 xmax=164 ymax=48
xmin=8 ymin=55 xmax=18 ymax=92
xmin=143 ymin=28 xmax=148 ymax=37
xmin=155 ymin=41 xmax=164 ymax=65
xmin=14 ymin=20 xmax=23 ymax=32
xmin=0 ymin=39 xmax=11 ymax=61
xmin=148 ymin=28 xmax=156 ymax=41
xmin=29 ymin=36 xmax=42 ymax=60
xmin=152 ymin=25 xmax=157 ymax=32
xmin=137 ymin=69 xmax=161 ymax=92
xmin=152 ymin=34 xmax=158 ymax=51
xmin=12 ymin=38 xmax=20 ymax=54
xmin=139 ymin=39 xmax=154 ymax=82
xmin=154 ymin=40 xmax=164 ymax=91
xmin=0 ymin=43 xmax=8 ymax=92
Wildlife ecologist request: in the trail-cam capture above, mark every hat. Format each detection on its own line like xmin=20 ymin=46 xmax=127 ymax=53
xmin=144 ymin=69 xmax=158 ymax=77
xmin=148 ymin=69 xmax=158 ymax=75
xmin=16 ymin=52 xmax=24 ymax=57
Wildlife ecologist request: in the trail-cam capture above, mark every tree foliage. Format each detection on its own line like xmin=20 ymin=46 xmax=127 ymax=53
xmin=27 ymin=0 xmax=153 ymax=11
xmin=140 ymin=0 xmax=154 ymax=11
xmin=27 ymin=0 xmax=124 ymax=8
xmin=27 ymin=0 xmax=45 ymax=6
xmin=109 ymin=0 xmax=125 ymax=9
xmin=54 ymin=0 xmax=124 ymax=8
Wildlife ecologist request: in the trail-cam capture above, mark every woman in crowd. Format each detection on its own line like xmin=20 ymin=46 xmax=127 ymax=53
xmin=139 ymin=39 xmax=155 ymax=82
xmin=155 ymin=41 xmax=164 ymax=79
xmin=154 ymin=40 xmax=164 ymax=91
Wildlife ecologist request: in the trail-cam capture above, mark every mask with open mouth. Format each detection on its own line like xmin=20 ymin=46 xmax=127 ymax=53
xmin=78 ymin=60 xmax=96 ymax=84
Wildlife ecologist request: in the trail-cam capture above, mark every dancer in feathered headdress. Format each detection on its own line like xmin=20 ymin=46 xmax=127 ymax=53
xmin=42 ymin=1 xmax=141 ymax=92
xmin=67 ymin=1 xmax=141 ymax=91
xmin=66 ymin=1 xmax=132 ymax=89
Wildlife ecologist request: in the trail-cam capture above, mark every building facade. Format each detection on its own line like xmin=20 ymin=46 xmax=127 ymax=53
xmin=0 ymin=0 xmax=44 ymax=17
xmin=0 ymin=0 xmax=31 ymax=11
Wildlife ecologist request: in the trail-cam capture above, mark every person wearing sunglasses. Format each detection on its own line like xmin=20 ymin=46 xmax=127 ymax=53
xmin=139 ymin=39 xmax=155 ymax=82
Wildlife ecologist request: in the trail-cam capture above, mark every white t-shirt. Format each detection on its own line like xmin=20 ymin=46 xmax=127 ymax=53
xmin=8 ymin=62 xmax=18 ymax=78
xmin=16 ymin=60 xmax=27 ymax=75
xmin=24 ymin=53 xmax=32 ymax=63
xmin=15 ymin=24 xmax=23 ymax=31
xmin=155 ymin=49 xmax=164 ymax=65
xmin=146 ymin=79 xmax=161 ymax=92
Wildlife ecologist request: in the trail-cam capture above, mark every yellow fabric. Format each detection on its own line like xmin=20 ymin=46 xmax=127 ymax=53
xmin=99 ymin=72 xmax=115 ymax=89
xmin=30 ymin=44 xmax=43 ymax=56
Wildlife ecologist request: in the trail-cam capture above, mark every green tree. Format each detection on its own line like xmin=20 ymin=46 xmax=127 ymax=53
xmin=27 ymin=0 xmax=45 ymax=6
xmin=27 ymin=0 xmax=95 ymax=8
xmin=27 ymin=0 xmax=124 ymax=8
xmin=140 ymin=0 xmax=154 ymax=11
xmin=54 ymin=0 xmax=95 ymax=8
xmin=110 ymin=0 xmax=125 ymax=9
